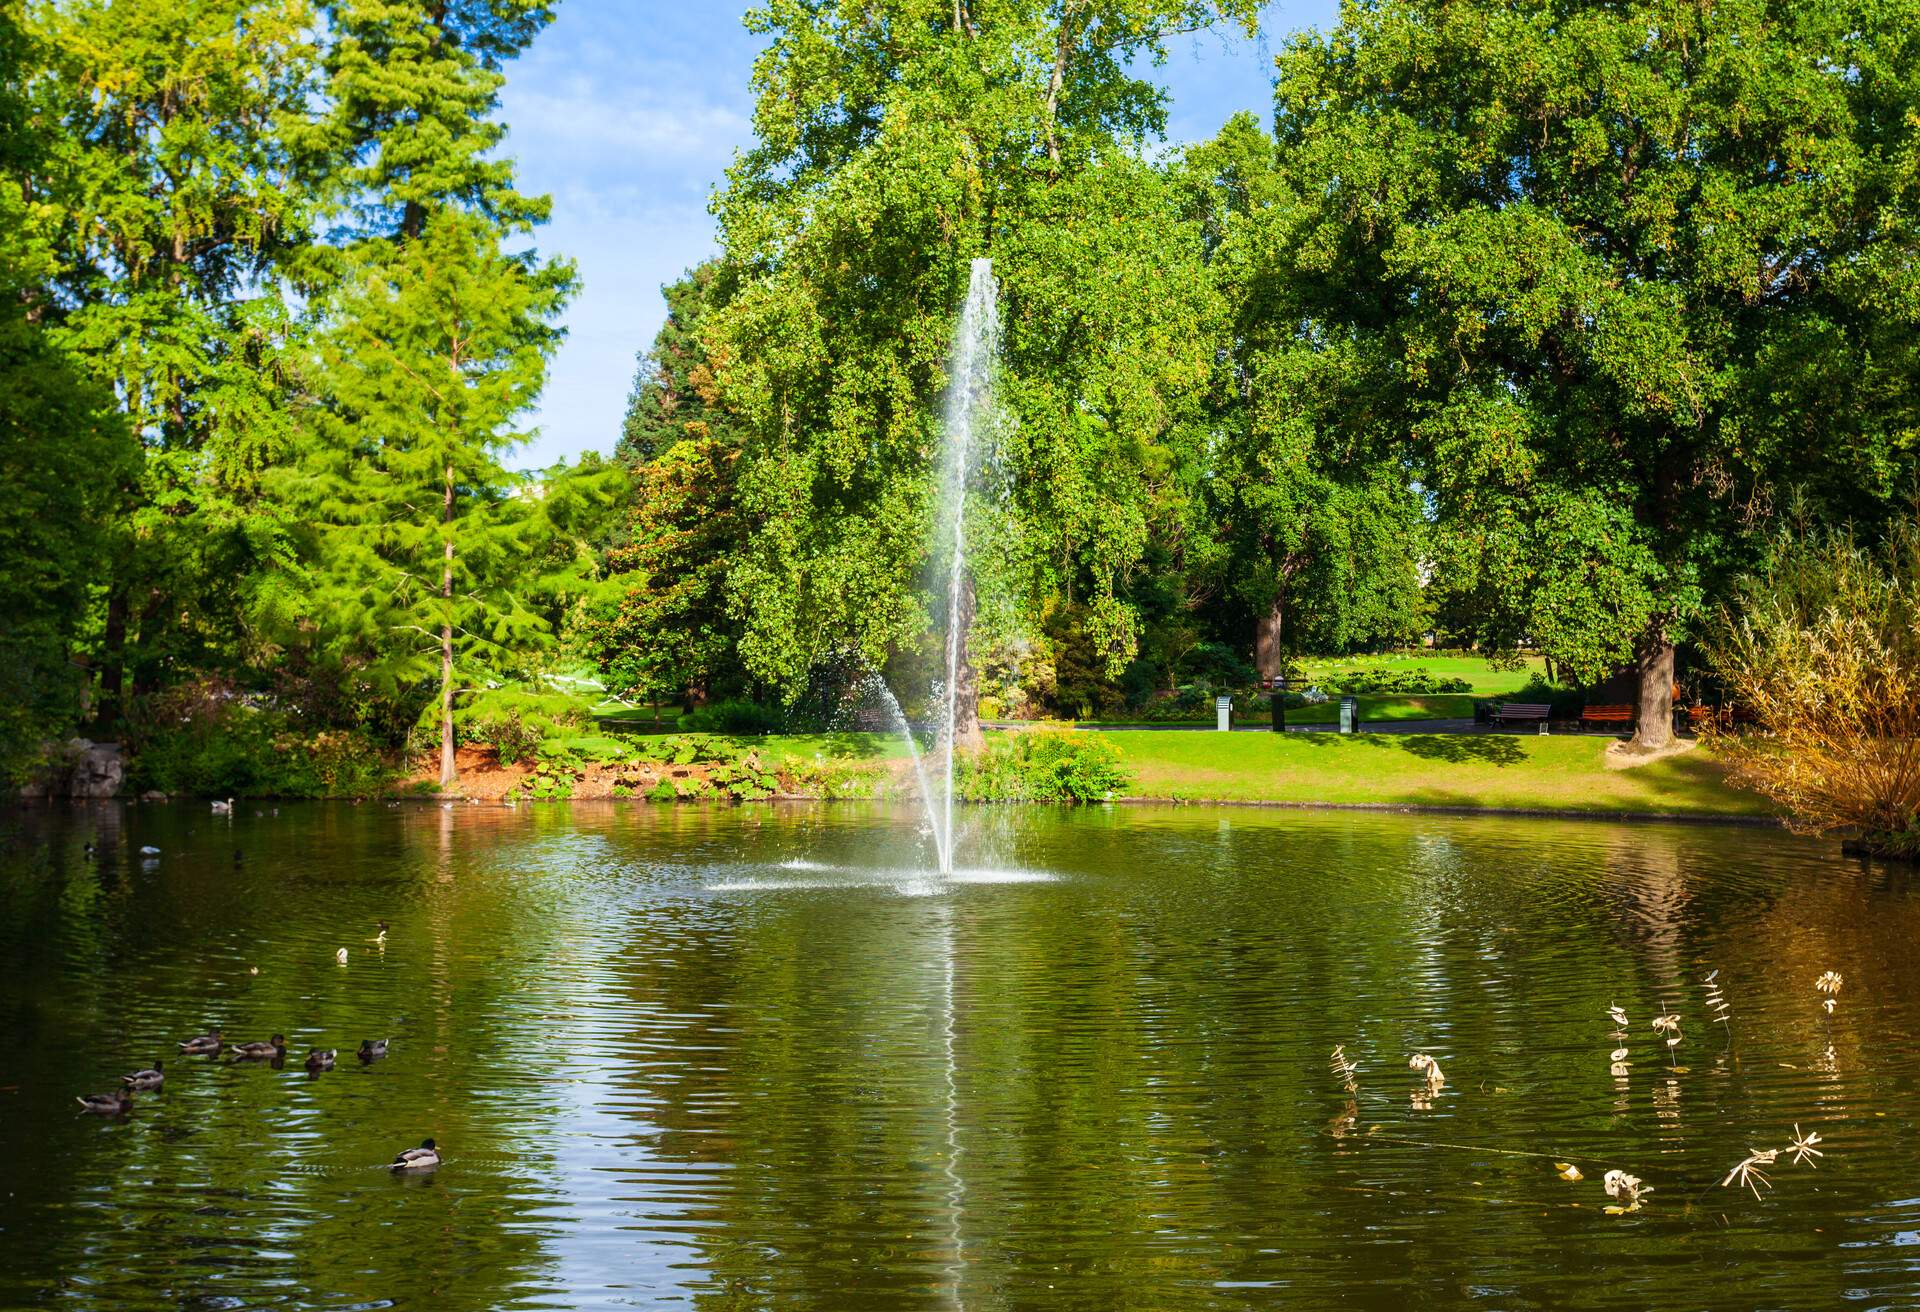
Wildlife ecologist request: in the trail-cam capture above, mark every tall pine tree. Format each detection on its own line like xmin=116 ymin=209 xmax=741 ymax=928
xmin=289 ymin=0 xmax=583 ymax=786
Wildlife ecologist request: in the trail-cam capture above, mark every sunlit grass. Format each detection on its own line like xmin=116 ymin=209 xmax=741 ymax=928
xmin=1103 ymin=731 xmax=1771 ymax=816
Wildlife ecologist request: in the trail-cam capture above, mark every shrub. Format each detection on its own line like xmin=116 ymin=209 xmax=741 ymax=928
xmin=123 ymin=681 xmax=393 ymax=797
xmin=677 ymin=699 xmax=784 ymax=734
xmin=458 ymin=686 xmax=589 ymax=763
xmin=1704 ymin=522 xmax=1920 ymax=858
xmin=955 ymin=730 xmax=1129 ymax=803
xmin=1314 ymin=667 xmax=1473 ymax=695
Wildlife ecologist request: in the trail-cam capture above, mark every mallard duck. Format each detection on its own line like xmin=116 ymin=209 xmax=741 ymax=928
xmin=230 ymin=1034 xmax=286 ymax=1060
xmin=390 ymin=1138 xmax=438 ymax=1170
xmin=178 ymin=1028 xmax=223 ymax=1055
xmin=121 ymin=1061 xmax=164 ymax=1090
xmin=357 ymin=1038 xmax=389 ymax=1062
xmin=77 ymin=1088 xmax=133 ymax=1115
xmin=304 ymin=1048 xmax=335 ymax=1071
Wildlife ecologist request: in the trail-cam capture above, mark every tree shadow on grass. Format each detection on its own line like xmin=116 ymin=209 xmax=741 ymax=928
xmin=1381 ymin=733 xmax=1527 ymax=766
xmin=794 ymin=731 xmax=896 ymax=761
xmin=1285 ymin=731 xmax=1524 ymax=765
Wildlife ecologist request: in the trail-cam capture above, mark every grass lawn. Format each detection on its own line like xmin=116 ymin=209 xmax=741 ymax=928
xmin=1103 ymin=730 xmax=1768 ymax=816
xmin=1264 ymin=693 xmax=1477 ymax=724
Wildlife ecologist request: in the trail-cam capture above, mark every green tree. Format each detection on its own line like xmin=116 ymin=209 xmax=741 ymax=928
xmin=706 ymin=0 xmax=1259 ymax=730
xmin=0 ymin=6 xmax=134 ymax=771
xmin=1182 ymin=113 xmax=1428 ymax=674
xmin=287 ymin=0 xmax=582 ymax=787
xmin=289 ymin=213 xmax=579 ymax=786
xmin=1252 ymin=0 xmax=1920 ymax=745
xmin=617 ymin=262 xmax=732 ymax=465
xmin=30 ymin=0 xmax=322 ymax=720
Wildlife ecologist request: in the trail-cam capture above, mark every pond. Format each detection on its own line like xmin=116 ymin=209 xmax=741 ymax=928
xmin=2 ymin=801 xmax=1917 ymax=1309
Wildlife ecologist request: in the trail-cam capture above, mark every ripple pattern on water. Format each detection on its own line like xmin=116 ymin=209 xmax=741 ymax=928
xmin=2 ymin=801 xmax=1919 ymax=1309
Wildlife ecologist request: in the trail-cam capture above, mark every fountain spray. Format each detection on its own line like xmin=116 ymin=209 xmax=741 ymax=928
xmin=934 ymin=257 xmax=1001 ymax=875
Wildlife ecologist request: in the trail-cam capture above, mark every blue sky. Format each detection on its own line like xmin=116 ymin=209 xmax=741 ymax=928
xmin=498 ymin=2 xmax=1339 ymax=468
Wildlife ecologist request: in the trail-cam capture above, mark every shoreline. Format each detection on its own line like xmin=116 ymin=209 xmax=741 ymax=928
xmin=16 ymin=791 xmax=1781 ymax=828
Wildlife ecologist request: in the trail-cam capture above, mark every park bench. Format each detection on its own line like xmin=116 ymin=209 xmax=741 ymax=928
xmin=1581 ymin=704 xmax=1635 ymax=731
xmin=1491 ymin=702 xmax=1552 ymax=730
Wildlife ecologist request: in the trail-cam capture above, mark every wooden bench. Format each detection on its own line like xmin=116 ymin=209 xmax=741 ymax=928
xmin=1582 ymin=704 xmax=1635 ymax=730
xmin=1491 ymin=702 xmax=1552 ymax=729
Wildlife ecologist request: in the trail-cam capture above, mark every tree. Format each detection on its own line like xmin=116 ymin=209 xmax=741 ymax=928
xmin=0 ymin=5 xmax=134 ymax=771
xmin=286 ymin=0 xmax=581 ymax=787
xmin=1183 ymin=114 xmax=1428 ymax=674
xmin=617 ymin=262 xmax=731 ymax=465
xmin=30 ymin=0 xmax=322 ymax=720
xmin=290 ymin=212 xmax=577 ymax=786
xmin=1253 ymin=0 xmax=1920 ymax=746
xmin=705 ymin=0 xmax=1259 ymax=733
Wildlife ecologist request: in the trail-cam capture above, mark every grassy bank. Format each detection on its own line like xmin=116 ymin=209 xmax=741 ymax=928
xmin=1103 ymin=730 xmax=1768 ymax=816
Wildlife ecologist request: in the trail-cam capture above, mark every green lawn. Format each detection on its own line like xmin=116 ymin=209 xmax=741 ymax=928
xmin=1261 ymin=693 xmax=1477 ymax=724
xmin=1102 ymin=730 xmax=1768 ymax=816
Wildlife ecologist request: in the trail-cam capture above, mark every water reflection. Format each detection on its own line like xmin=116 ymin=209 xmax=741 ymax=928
xmin=2 ymin=802 xmax=1919 ymax=1308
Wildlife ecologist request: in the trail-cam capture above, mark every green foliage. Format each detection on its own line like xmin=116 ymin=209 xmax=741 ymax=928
xmin=525 ymin=769 xmax=574 ymax=801
xmin=647 ymin=778 xmax=677 ymax=803
xmin=1245 ymin=0 xmax=1920 ymax=699
xmin=123 ymin=682 xmax=392 ymax=798
xmin=955 ymin=731 xmax=1129 ymax=803
xmin=676 ymin=699 xmax=784 ymax=734
xmin=459 ymin=686 xmax=588 ymax=763
xmin=694 ymin=0 xmax=1260 ymax=698
xmin=1316 ymin=669 xmax=1472 ymax=697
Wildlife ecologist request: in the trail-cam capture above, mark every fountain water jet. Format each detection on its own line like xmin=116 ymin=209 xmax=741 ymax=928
xmin=932 ymin=257 xmax=1002 ymax=875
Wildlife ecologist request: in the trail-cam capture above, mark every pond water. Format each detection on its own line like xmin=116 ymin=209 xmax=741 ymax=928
xmin=2 ymin=801 xmax=1918 ymax=1310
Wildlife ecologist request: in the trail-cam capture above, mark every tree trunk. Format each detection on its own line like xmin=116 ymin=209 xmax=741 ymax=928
xmin=1254 ymin=594 xmax=1285 ymax=681
xmin=950 ymin=571 xmax=984 ymax=752
xmin=1043 ymin=3 xmax=1081 ymax=165
xmin=439 ymin=464 xmax=457 ymax=788
xmin=1631 ymin=631 xmax=1675 ymax=750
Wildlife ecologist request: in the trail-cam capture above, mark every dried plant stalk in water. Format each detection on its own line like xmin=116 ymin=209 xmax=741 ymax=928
xmin=1703 ymin=970 xmax=1733 ymax=1045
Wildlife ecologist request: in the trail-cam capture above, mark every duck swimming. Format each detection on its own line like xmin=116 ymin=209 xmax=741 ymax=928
xmin=77 ymin=1088 xmax=134 ymax=1115
xmin=230 ymin=1034 xmax=286 ymax=1060
xmin=179 ymin=1028 xmax=223 ymax=1056
xmin=390 ymin=1138 xmax=439 ymax=1170
xmin=304 ymin=1048 xmax=335 ymax=1071
xmin=121 ymin=1061 xmax=164 ymax=1091
xmin=357 ymin=1038 xmax=389 ymax=1062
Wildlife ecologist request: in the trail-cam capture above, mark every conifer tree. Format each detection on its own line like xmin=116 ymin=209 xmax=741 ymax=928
xmin=290 ymin=0 xmax=585 ymax=787
xmin=30 ymin=0 xmax=321 ymax=717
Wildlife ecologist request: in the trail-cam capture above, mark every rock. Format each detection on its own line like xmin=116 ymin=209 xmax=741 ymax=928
xmin=140 ymin=790 xmax=169 ymax=802
xmin=66 ymin=739 xmax=124 ymax=799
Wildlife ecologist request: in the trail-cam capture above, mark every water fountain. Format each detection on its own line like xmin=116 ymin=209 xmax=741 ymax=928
xmin=929 ymin=256 xmax=1002 ymax=875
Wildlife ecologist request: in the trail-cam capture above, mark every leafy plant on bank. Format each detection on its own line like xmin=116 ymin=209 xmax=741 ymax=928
xmin=955 ymin=731 xmax=1129 ymax=803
